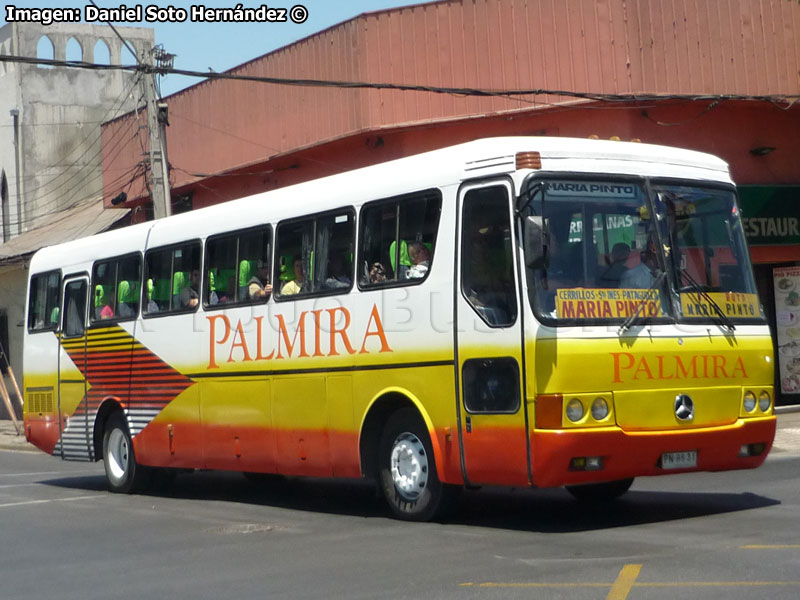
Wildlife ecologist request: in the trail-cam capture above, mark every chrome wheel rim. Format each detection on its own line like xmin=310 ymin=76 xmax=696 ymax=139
xmin=389 ymin=432 xmax=428 ymax=500
xmin=107 ymin=428 xmax=129 ymax=483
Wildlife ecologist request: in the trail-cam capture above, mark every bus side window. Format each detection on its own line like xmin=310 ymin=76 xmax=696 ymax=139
xmin=205 ymin=227 xmax=273 ymax=309
xmin=90 ymin=254 xmax=142 ymax=322
xmin=275 ymin=210 xmax=354 ymax=300
xmin=91 ymin=261 xmax=117 ymax=321
xmin=144 ymin=242 xmax=201 ymax=316
xmin=358 ymin=189 xmax=442 ymax=288
xmin=461 ymin=186 xmax=517 ymax=327
xmin=28 ymin=270 xmax=61 ymax=332
xmin=117 ymin=255 xmax=142 ymax=318
xmin=238 ymin=227 xmax=272 ymax=303
xmin=63 ymin=279 xmax=88 ymax=338
xmin=205 ymin=234 xmax=237 ymax=306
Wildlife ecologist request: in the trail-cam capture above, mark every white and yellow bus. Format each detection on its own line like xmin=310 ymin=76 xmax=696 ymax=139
xmin=23 ymin=137 xmax=776 ymax=520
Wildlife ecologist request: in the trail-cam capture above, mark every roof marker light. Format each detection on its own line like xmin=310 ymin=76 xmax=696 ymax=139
xmin=516 ymin=152 xmax=542 ymax=170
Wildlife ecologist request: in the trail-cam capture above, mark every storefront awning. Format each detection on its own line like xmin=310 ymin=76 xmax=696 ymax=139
xmin=0 ymin=200 xmax=129 ymax=265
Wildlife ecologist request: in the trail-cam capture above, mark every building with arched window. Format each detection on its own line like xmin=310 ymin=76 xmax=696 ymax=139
xmin=0 ymin=22 xmax=152 ymax=239
xmin=0 ymin=22 xmax=153 ymax=416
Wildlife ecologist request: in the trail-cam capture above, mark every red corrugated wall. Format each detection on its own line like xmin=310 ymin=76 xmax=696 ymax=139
xmin=102 ymin=0 xmax=800 ymax=206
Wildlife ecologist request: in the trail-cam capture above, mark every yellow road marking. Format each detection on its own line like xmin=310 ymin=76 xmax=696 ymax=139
xmin=607 ymin=564 xmax=641 ymax=600
xmin=460 ymin=561 xmax=800 ymax=594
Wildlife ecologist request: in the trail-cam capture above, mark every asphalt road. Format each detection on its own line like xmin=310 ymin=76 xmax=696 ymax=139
xmin=1 ymin=446 xmax=800 ymax=600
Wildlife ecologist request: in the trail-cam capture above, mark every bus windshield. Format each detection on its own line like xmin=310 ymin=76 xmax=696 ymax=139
xmin=654 ymin=183 xmax=761 ymax=323
xmin=524 ymin=178 xmax=763 ymax=325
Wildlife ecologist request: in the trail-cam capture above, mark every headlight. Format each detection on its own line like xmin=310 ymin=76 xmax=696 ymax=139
xmin=743 ymin=391 xmax=756 ymax=412
xmin=758 ymin=391 xmax=771 ymax=412
xmin=566 ymin=398 xmax=584 ymax=422
xmin=591 ymin=397 xmax=609 ymax=421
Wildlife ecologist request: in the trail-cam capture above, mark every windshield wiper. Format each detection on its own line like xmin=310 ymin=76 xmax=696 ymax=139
xmin=618 ymin=270 xmax=666 ymax=334
xmin=678 ymin=268 xmax=736 ymax=332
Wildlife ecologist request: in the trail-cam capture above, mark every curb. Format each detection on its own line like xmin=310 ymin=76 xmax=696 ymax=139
xmin=0 ymin=442 xmax=39 ymax=453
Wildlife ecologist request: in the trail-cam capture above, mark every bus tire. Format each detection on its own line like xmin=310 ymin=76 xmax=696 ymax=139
xmin=378 ymin=408 xmax=455 ymax=521
xmin=102 ymin=412 xmax=150 ymax=493
xmin=242 ymin=471 xmax=285 ymax=486
xmin=565 ymin=478 xmax=634 ymax=502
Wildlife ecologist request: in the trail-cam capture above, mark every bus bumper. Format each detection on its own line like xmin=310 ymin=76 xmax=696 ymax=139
xmin=530 ymin=416 xmax=776 ymax=489
xmin=24 ymin=415 xmax=60 ymax=455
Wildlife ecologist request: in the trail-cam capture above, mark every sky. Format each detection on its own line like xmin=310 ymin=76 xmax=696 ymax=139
xmin=2 ymin=0 xmax=427 ymax=95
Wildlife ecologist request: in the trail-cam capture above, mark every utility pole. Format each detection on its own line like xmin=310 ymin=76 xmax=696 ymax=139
xmin=141 ymin=46 xmax=173 ymax=219
xmin=9 ymin=108 xmax=24 ymax=235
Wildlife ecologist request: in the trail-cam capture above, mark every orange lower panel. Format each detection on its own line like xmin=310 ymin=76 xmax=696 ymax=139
xmin=432 ymin=429 xmax=464 ymax=485
xmin=133 ymin=421 xmax=361 ymax=478
xmin=462 ymin=427 xmax=529 ymax=486
xmin=531 ymin=418 xmax=776 ymax=488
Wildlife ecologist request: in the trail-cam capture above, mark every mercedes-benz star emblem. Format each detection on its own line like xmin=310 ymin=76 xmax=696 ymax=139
xmin=674 ymin=394 xmax=694 ymax=421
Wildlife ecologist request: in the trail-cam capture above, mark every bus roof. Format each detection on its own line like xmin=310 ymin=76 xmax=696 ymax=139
xmin=30 ymin=136 xmax=731 ymax=274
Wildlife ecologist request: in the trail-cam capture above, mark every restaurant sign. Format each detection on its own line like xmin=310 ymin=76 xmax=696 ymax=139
xmin=738 ymin=186 xmax=800 ymax=246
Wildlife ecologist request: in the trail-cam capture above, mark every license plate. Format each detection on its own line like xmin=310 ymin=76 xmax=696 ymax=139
xmin=661 ymin=450 xmax=697 ymax=470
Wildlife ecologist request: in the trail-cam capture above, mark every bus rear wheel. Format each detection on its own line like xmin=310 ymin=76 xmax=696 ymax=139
xmin=102 ymin=412 xmax=150 ymax=493
xmin=378 ymin=408 xmax=455 ymax=521
xmin=565 ymin=478 xmax=634 ymax=502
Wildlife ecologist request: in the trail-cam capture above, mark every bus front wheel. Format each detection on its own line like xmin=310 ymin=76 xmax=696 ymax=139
xmin=565 ymin=478 xmax=634 ymax=502
xmin=102 ymin=412 xmax=150 ymax=493
xmin=378 ymin=408 xmax=455 ymax=521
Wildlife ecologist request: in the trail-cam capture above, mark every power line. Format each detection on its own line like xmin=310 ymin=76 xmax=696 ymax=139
xmin=2 ymin=121 xmax=145 ymax=230
xmin=1 ymin=162 xmax=144 ymax=231
xmin=4 ymin=108 xmax=139 ymax=210
xmin=1 ymin=54 xmax=798 ymax=106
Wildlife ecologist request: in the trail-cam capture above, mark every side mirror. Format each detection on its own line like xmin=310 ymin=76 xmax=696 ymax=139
xmin=523 ymin=215 xmax=547 ymax=268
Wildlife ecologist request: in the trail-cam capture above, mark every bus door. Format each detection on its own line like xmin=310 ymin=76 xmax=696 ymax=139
xmin=455 ymin=181 xmax=529 ymax=486
xmin=56 ymin=276 xmax=91 ymax=460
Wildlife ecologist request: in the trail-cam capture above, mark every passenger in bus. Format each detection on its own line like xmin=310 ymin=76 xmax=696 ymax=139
xmin=539 ymin=225 xmax=578 ymax=314
xmin=99 ymin=290 xmax=115 ymax=320
xmin=280 ymin=256 xmax=305 ymax=295
xmin=368 ymin=262 xmax=386 ymax=284
xmin=324 ymin=254 xmax=351 ymax=289
xmin=620 ymin=249 xmax=657 ymax=289
xmin=598 ymin=242 xmax=630 ymax=288
xmin=31 ymin=299 xmax=47 ymax=329
xmin=248 ymin=262 xmax=273 ymax=300
xmin=179 ymin=269 xmax=201 ymax=308
xmin=406 ymin=242 xmax=431 ymax=279
xmin=116 ymin=281 xmax=136 ymax=317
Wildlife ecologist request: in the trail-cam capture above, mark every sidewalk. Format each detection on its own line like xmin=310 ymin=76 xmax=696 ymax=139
xmin=3 ymin=409 xmax=800 ymax=455
xmin=0 ymin=420 xmax=36 ymax=452
xmin=772 ymin=405 xmax=800 ymax=457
